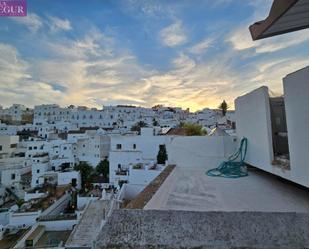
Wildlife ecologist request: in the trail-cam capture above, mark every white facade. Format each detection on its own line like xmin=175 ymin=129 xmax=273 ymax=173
xmin=0 ymin=104 xmax=30 ymax=122
xmin=57 ymin=171 xmax=81 ymax=189
xmin=109 ymin=128 xmax=169 ymax=186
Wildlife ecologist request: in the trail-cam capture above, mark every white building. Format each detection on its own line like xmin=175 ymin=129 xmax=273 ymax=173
xmin=0 ymin=104 xmax=31 ymax=122
xmin=109 ymin=128 xmax=169 ymax=186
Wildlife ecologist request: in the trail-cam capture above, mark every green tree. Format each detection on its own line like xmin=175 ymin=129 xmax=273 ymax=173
xmin=181 ymin=123 xmax=206 ymax=136
xmin=96 ymin=159 xmax=109 ymax=179
xmin=157 ymin=145 xmax=168 ymax=164
xmin=131 ymin=121 xmax=148 ymax=134
xmin=218 ymin=100 xmax=229 ymax=116
xmin=152 ymin=118 xmax=159 ymax=126
xmin=16 ymin=199 xmax=24 ymax=210
xmin=74 ymin=162 xmax=94 ymax=189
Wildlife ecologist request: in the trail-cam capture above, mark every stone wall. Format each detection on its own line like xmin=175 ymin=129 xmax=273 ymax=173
xmin=96 ymin=209 xmax=309 ymax=249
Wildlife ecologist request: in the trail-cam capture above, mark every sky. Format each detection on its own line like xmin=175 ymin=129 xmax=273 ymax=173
xmin=0 ymin=0 xmax=309 ymax=111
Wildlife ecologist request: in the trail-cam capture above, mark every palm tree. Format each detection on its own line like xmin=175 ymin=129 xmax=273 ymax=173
xmin=218 ymin=100 xmax=229 ymax=116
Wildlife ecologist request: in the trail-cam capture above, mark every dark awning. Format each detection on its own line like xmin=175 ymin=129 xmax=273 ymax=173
xmin=249 ymin=0 xmax=309 ymax=40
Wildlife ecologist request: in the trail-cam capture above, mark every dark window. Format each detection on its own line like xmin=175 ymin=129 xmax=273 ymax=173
xmin=37 ymin=169 xmax=40 ymax=173
xmin=116 ymin=144 xmax=122 ymax=150
xmin=0 ymin=145 xmax=2 ymax=151
xmin=11 ymin=174 xmax=16 ymax=180
xmin=10 ymin=144 xmax=17 ymax=148
xmin=133 ymin=144 xmax=136 ymax=149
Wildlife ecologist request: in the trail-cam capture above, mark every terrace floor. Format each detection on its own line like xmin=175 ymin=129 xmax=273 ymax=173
xmin=145 ymin=166 xmax=309 ymax=212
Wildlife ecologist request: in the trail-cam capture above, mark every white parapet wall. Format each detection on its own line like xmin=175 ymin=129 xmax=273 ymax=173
xmin=235 ymin=67 xmax=309 ymax=188
xmin=9 ymin=211 xmax=41 ymax=228
xmin=118 ymin=183 xmax=146 ymax=201
xmin=283 ymin=66 xmax=309 ymax=187
xmin=235 ymin=86 xmax=276 ymax=171
xmin=166 ymin=136 xmax=237 ymax=169
xmin=39 ymin=219 xmax=77 ymax=231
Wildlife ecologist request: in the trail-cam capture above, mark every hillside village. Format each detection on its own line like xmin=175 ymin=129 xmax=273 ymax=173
xmin=0 ymin=103 xmax=236 ymax=247
xmin=0 ymin=0 xmax=309 ymax=248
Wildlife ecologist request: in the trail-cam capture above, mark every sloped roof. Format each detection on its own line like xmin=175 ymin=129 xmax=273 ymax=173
xmin=249 ymin=0 xmax=309 ymax=40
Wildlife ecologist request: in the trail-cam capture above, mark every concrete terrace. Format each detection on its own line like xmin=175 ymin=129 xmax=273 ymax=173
xmin=65 ymin=200 xmax=109 ymax=248
xmin=96 ymin=164 xmax=309 ymax=249
xmin=145 ymin=166 xmax=309 ymax=212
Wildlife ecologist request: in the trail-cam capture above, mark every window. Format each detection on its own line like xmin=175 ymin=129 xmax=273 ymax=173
xmin=116 ymin=144 xmax=122 ymax=150
xmin=29 ymin=146 xmax=32 ymax=150
xmin=118 ymin=164 xmax=121 ymax=169
xmin=10 ymin=144 xmax=17 ymax=148
xmin=133 ymin=144 xmax=136 ymax=149
xmin=34 ymin=146 xmax=37 ymax=150
xmin=63 ymin=147 xmax=67 ymax=150
xmin=37 ymin=169 xmax=40 ymax=173
xmin=0 ymin=145 xmax=2 ymax=151
xmin=11 ymin=174 xmax=16 ymax=180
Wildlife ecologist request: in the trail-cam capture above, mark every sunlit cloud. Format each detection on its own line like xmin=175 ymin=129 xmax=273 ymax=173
xmin=0 ymin=0 xmax=308 ymax=112
xmin=159 ymin=21 xmax=187 ymax=47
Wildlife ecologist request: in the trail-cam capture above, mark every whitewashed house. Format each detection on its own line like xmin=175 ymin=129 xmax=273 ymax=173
xmin=109 ymin=128 xmax=169 ymax=187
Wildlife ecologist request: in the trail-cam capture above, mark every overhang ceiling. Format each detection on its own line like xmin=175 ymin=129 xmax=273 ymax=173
xmin=249 ymin=0 xmax=309 ymax=40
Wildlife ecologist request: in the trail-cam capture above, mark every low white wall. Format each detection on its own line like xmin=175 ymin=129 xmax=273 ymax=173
xmin=9 ymin=211 xmax=41 ymax=228
xmin=118 ymin=184 xmax=145 ymax=201
xmin=166 ymin=136 xmax=237 ymax=169
xmin=24 ymin=191 xmax=46 ymax=202
xmin=283 ymin=66 xmax=309 ymax=187
xmin=39 ymin=219 xmax=77 ymax=231
xmin=128 ymin=168 xmax=162 ymax=185
xmin=40 ymin=193 xmax=70 ymax=217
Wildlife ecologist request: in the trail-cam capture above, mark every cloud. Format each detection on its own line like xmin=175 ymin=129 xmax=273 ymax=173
xmin=159 ymin=21 xmax=187 ymax=47
xmin=227 ymin=25 xmax=309 ymax=54
xmin=0 ymin=43 xmax=64 ymax=107
xmin=2 ymin=1 xmax=309 ymax=112
xmin=10 ymin=13 xmax=42 ymax=32
xmin=48 ymin=16 xmax=72 ymax=33
xmin=188 ymin=38 xmax=214 ymax=54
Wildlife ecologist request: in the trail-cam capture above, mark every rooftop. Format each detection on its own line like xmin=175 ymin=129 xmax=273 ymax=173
xmin=144 ymin=166 xmax=309 ymax=212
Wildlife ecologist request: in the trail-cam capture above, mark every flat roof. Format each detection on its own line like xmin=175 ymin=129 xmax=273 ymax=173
xmin=145 ymin=166 xmax=309 ymax=212
xmin=249 ymin=0 xmax=309 ymax=40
